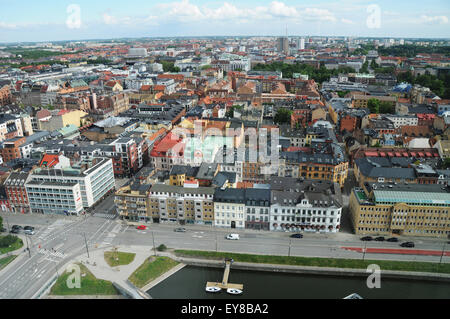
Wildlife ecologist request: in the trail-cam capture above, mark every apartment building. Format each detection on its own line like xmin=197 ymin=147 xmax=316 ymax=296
xmin=244 ymin=188 xmax=271 ymax=230
xmin=115 ymin=182 xmax=152 ymax=223
xmin=0 ymin=114 xmax=24 ymax=143
xmin=350 ymin=183 xmax=450 ymax=238
xmin=26 ymin=157 xmax=115 ymax=209
xmin=352 ymin=95 xmax=397 ymax=109
xmin=4 ymin=172 xmax=31 ymax=214
xmin=149 ymin=183 xmax=215 ymax=225
xmin=214 ymin=188 xmax=246 ymax=229
xmin=269 ymin=178 xmax=343 ymax=233
xmin=26 ymin=180 xmax=84 ymax=216
xmin=0 ymin=137 xmax=26 ymax=163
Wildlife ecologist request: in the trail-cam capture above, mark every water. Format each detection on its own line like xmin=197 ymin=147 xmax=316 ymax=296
xmin=148 ymin=266 xmax=450 ymax=299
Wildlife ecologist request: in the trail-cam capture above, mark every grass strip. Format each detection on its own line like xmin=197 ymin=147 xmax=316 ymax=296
xmin=174 ymin=250 xmax=450 ymax=274
xmin=128 ymin=257 xmax=179 ymax=288
xmin=50 ymin=263 xmax=118 ymax=295
xmin=104 ymin=251 xmax=136 ymax=267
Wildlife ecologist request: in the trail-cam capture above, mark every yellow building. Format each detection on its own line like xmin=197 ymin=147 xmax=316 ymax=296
xmin=38 ymin=109 xmax=88 ymax=131
xmin=349 ymin=183 xmax=450 ymax=238
xmin=149 ymin=184 xmax=215 ymax=225
xmin=352 ymin=95 xmax=397 ymax=109
xmin=115 ymin=183 xmax=152 ymax=222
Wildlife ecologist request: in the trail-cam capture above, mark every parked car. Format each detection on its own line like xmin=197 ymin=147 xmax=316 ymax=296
xmin=24 ymin=226 xmax=35 ymax=235
xmin=360 ymin=236 xmax=373 ymax=241
xmin=10 ymin=228 xmax=20 ymax=234
xmin=174 ymin=228 xmax=186 ymax=233
xmin=374 ymin=236 xmax=385 ymax=241
xmin=225 ymin=234 xmax=240 ymax=240
xmin=400 ymin=242 xmax=415 ymax=248
xmin=0 ymin=227 xmax=6 ymax=233
xmin=137 ymin=225 xmax=147 ymax=230
xmin=11 ymin=225 xmax=22 ymax=230
xmin=290 ymin=233 xmax=303 ymax=239
xmin=386 ymin=237 xmax=399 ymax=242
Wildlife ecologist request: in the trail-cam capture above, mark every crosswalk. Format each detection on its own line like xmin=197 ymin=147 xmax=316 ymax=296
xmin=100 ymin=224 xmax=124 ymax=246
xmin=93 ymin=212 xmax=118 ymax=220
xmin=37 ymin=220 xmax=72 ymax=240
xmin=38 ymin=248 xmax=67 ymax=262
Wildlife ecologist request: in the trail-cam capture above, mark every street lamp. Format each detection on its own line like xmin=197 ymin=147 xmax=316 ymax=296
xmin=362 ymin=241 xmax=367 ymax=261
xmin=440 ymin=242 xmax=447 ymax=264
xmin=288 ymin=239 xmax=292 ymax=257
xmin=151 ymin=231 xmax=156 ymax=256
xmin=82 ymin=233 xmax=90 ymax=258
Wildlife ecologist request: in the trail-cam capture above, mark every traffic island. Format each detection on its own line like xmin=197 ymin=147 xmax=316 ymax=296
xmin=0 ymin=235 xmax=23 ymax=255
xmin=128 ymin=256 xmax=180 ymax=289
xmin=104 ymin=251 xmax=136 ymax=267
xmin=0 ymin=255 xmax=17 ymax=272
xmin=49 ymin=263 xmax=119 ymax=296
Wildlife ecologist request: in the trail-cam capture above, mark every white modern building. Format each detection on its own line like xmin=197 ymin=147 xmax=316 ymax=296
xmin=26 ymin=158 xmax=115 ymax=210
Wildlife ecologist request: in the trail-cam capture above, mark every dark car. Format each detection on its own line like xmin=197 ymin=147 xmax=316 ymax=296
xmin=0 ymin=227 xmax=6 ymax=233
xmin=400 ymin=242 xmax=415 ymax=248
xmin=24 ymin=226 xmax=34 ymax=231
xmin=386 ymin=237 xmax=399 ymax=242
xmin=374 ymin=236 xmax=385 ymax=241
xmin=10 ymin=228 xmax=20 ymax=234
xmin=11 ymin=225 xmax=22 ymax=230
xmin=174 ymin=228 xmax=186 ymax=233
xmin=290 ymin=233 xmax=303 ymax=239
xmin=360 ymin=236 xmax=373 ymax=241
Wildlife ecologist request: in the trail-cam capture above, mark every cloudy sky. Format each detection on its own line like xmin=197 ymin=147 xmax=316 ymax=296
xmin=0 ymin=0 xmax=449 ymax=43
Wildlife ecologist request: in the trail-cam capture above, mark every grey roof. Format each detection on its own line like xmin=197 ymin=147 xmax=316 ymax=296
xmin=214 ymin=188 xmax=245 ymax=203
xmin=150 ymin=184 xmax=215 ymax=195
xmin=196 ymin=163 xmax=218 ymax=180
xmin=355 ymin=158 xmax=416 ymax=179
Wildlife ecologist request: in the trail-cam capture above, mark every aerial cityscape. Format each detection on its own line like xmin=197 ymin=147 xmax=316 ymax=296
xmin=0 ymin=0 xmax=449 ymax=305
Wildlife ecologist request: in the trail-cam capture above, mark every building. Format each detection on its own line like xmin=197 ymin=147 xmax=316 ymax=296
xmin=214 ymin=188 xmax=246 ymax=229
xmin=350 ymin=183 xmax=450 ymax=238
xmin=26 ymin=157 xmax=115 ymax=210
xmin=270 ymin=177 xmax=343 ymax=233
xmin=277 ymin=37 xmax=289 ymax=55
xmin=4 ymin=172 xmax=31 ymax=214
xmin=352 ymin=95 xmax=397 ymax=109
xmin=0 ymin=114 xmax=24 ymax=142
xmin=244 ymin=188 xmax=271 ymax=230
xmin=0 ymin=137 xmax=26 ymax=163
xmin=115 ymin=182 xmax=152 ymax=223
xmin=149 ymin=184 xmax=215 ymax=225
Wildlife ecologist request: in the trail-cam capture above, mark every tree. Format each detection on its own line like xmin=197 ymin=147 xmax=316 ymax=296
xmin=367 ymin=99 xmax=380 ymax=114
xmin=0 ymin=216 xmax=2 ymax=230
xmin=274 ymin=108 xmax=292 ymax=124
xmin=370 ymin=60 xmax=379 ymax=69
xmin=379 ymin=102 xmax=394 ymax=114
xmin=360 ymin=61 xmax=369 ymax=73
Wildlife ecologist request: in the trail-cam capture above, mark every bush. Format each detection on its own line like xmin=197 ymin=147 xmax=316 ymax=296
xmin=157 ymin=244 xmax=167 ymax=252
xmin=0 ymin=235 xmax=18 ymax=248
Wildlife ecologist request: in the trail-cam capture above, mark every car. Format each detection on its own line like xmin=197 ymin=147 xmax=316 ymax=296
xmin=0 ymin=227 xmax=6 ymax=233
xmin=360 ymin=236 xmax=373 ymax=241
xmin=225 ymin=234 xmax=240 ymax=240
xmin=374 ymin=236 xmax=385 ymax=241
xmin=137 ymin=225 xmax=147 ymax=230
xmin=24 ymin=226 xmax=34 ymax=231
xmin=24 ymin=227 xmax=35 ymax=235
xmin=400 ymin=242 xmax=415 ymax=248
xmin=174 ymin=228 xmax=186 ymax=233
xmin=290 ymin=233 xmax=303 ymax=239
xmin=10 ymin=228 xmax=20 ymax=234
xmin=386 ymin=237 xmax=399 ymax=242
xmin=11 ymin=225 xmax=22 ymax=230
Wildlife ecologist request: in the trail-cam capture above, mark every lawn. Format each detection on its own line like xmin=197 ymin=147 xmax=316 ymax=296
xmin=128 ymin=257 xmax=179 ymax=289
xmin=0 ymin=236 xmax=23 ymax=255
xmin=50 ymin=263 xmax=118 ymax=296
xmin=104 ymin=251 xmax=136 ymax=267
xmin=174 ymin=250 xmax=450 ymax=274
xmin=0 ymin=255 xmax=17 ymax=271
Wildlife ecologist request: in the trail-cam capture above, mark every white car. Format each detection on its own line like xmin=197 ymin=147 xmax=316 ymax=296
xmin=226 ymin=234 xmax=240 ymax=240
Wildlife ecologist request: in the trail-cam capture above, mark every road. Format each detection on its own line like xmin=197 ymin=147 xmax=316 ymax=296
xmin=0 ymin=214 xmax=124 ymax=299
xmin=0 ymin=209 xmax=449 ymax=299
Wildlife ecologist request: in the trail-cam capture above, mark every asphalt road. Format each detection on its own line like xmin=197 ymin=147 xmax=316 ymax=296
xmin=0 ymin=214 xmax=123 ymax=299
xmin=0 ymin=209 xmax=449 ymax=299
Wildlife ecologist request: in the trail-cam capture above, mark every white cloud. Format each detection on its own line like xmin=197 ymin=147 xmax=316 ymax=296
xmin=102 ymin=13 xmax=118 ymax=25
xmin=302 ymin=8 xmax=337 ymax=22
xmin=0 ymin=22 xmax=18 ymax=29
xmin=420 ymin=15 xmax=448 ymax=25
xmin=341 ymin=18 xmax=354 ymax=24
xmin=269 ymin=1 xmax=298 ymax=18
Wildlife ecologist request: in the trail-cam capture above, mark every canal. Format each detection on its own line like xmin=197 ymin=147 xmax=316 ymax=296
xmin=148 ymin=266 xmax=450 ymax=299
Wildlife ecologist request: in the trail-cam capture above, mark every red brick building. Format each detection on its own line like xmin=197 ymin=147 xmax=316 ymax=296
xmin=4 ymin=172 xmax=31 ymax=214
xmin=0 ymin=137 xmax=26 ymax=163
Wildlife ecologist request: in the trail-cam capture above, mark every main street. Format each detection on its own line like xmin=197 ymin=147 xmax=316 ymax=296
xmin=0 ymin=209 xmax=449 ymax=299
xmin=0 ymin=213 xmax=124 ymax=299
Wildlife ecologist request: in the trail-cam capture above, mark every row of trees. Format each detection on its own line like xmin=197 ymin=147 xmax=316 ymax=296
xmin=378 ymin=44 xmax=450 ymax=58
xmin=397 ymin=71 xmax=450 ymax=99
xmin=252 ymin=62 xmax=356 ymax=84
xmin=161 ymin=61 xmax=180 ymax=73
xmin=367 ymin=98 xmax=395 ymax=114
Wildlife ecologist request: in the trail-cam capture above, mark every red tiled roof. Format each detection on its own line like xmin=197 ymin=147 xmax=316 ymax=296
xmin=39 ymin=154 xmax=59 ymax=168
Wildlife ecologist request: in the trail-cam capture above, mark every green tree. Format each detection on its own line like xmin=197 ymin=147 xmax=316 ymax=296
xmin=370 ymin=60 xmax=379 ymax=69
xmin=274 ymin=108 xmax=292 ymax=124
xmin=360 ymin=61 xmax=369 ymax=73
xmin=367 ymin=98 xmax=380 ymax=114
xmin=379 ymin=102 xmax=394 ymax=114
xmin=0 ymin=216 xmax=3 ymax=230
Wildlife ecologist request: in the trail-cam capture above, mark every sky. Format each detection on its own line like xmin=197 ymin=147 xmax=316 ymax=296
xmin=0 ymin=0 xmax=449 ymax=43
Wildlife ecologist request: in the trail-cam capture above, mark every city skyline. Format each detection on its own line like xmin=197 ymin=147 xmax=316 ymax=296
xmin=0 ymin=0 xmax=449 ymax=43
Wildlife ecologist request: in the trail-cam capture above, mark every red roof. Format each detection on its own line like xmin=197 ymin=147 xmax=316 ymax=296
xmin=395 ymin=152 xmax=401 ymax=157
xmin=39 ymin=154 xmax=59 ymax=168
xmin=365 ymin=151 xmax=378 ymax=157
xmin=418 ymin=152 xmax=424 ymax=157
xmin=387 ymin=152 xmax=394 ymax=157
xmin=425 ymin=152 xmax=432 ymax=157
xmin=402 ymin=152 xmax=408 ymax=157
xmin=433 ymin=153 xmax=440 ymax=157
xmin=379 ymin=152 xmax=386 ymax=157
xmin=410 ymin=152 xmax=416 ymax=157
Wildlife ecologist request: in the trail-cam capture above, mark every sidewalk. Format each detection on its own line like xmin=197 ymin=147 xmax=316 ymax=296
xmin=73 ymin=245 xmax=153 ymax=285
